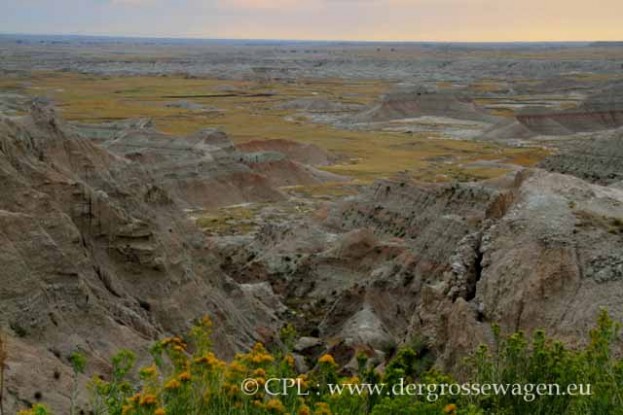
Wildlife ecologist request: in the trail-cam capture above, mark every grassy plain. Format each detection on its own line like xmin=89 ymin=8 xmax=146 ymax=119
xmin=4 ymin=72 xmax=548 ymax=182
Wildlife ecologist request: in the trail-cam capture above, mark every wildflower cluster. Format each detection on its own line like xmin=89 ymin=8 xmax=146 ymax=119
xmin=16 ymin=310 xmax=623 ymax=415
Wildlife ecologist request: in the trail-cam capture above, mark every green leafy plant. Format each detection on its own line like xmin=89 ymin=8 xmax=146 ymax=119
xmin=69 ymin=351 xmax=87 ymax=415
xmin=17 ymin=404 xmax=52 ymax=415
xmin=17 ymin=311 xmax=623 ymax=415
xmin=466 ymin=310 xmax=623 ymax=415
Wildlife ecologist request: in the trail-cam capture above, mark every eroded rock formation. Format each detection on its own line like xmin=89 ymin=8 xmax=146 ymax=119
xmin=0 ymin=106 xmax=280 ymax=413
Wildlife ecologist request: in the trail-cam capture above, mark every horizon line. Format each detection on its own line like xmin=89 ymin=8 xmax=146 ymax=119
xmin=1 ymin=32 xmax=622 ymax=45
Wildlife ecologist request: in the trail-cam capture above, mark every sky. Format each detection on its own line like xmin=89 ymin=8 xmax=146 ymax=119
xmin=1 ymin=0 xmax=622 ymax=42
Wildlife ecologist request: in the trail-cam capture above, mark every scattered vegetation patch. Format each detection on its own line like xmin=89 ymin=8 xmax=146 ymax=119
xmin=5 ymin=72 xmax=548 ymax=183
xmin=195 ymin=205 xmax=257 ymax=236
xmin=15 ymin=311 xmax=623 ymax=415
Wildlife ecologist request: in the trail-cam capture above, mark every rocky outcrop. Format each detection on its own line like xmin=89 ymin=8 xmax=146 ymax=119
xmin=234 ymin=139 xmax=345 ymax=187
xmin=211 ymin=168 xmax=623 ymax=373
xmin=75 ymin=123 xmax=347 ymax=208
xmin=75 ymin=123 xmax=285 ymax=209
xmin=473 ymin=171 xmax=623 ymax=337
xmin=3 ymin=105 xmax=623 ymax=411
xmin=0 ymin=107 xmax=278 ymax=413
xmin=382 ymin=170 xmax=623 ymax=369
xmin=484 ymin=107 xmax=623 ymax=140
xmin=348 ymin=88 xmax=499 ymax=124
xmin=539 ymin=129 xmax=623 ymax=185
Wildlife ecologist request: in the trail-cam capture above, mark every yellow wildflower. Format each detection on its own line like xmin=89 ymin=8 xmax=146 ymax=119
xmin=162 ymin=337 xmax=186 ymax=348
xmin=164 ymin=378 xmax=181 ymax=390
xmin=229 ymin=361 xmax=247 ymax=373
xmin=139 ymin=394 xmax=157 ymax=406
xmin=139 ymin=365 xmax=158 ymax=379
xmin=252 ymin=343 xmax=267 ymax=353
xmin=346 ymin=375 xmax=360 ymax=384
xmin=298 ymin=404 xmax=311 ymax=415
xmin=229 ymin=384 xmax=240 ymax=395
xmin=313 ymin=402 xmax=332 ymax=415
xmin=265 ymin=398 xmax=286 ymax=414
xmin=284 ymin=354 xmax=295 ymax=367
xmin=178 ymin=371 xmax=192 ymax=382
xmin=247 ymin=343 xmax=274 ymax=364
xmin=154 ymin=408 xmax=166 ymax=415
xmin=444 ymin=403 xmax=458 ymax=414
xmin=318 ymin=354 xmax=336 ymax=366
xmin=194 ymin=352 xmax=225 ymax=369
xmin=251 ymin=353 xmax=274 ymax=364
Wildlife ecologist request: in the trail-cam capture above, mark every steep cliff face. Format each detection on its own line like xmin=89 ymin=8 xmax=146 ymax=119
xmin=0 ymin=107 xmax=278 ymax=413
xmin=212 ymin=169 xmax=623 ymax=372
xmin=333 ymin=171 xmax=623 ymax=369
xmin=407 ymin=170 xmax=623 ymax=369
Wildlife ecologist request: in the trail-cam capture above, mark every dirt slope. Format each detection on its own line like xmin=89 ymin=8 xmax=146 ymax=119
xmin=0 ymin=106 xmax=279 ymax=413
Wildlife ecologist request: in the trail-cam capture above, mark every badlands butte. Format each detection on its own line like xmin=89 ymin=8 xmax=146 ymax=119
xmin=1 ymin=35 xmax=623 ymax=413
